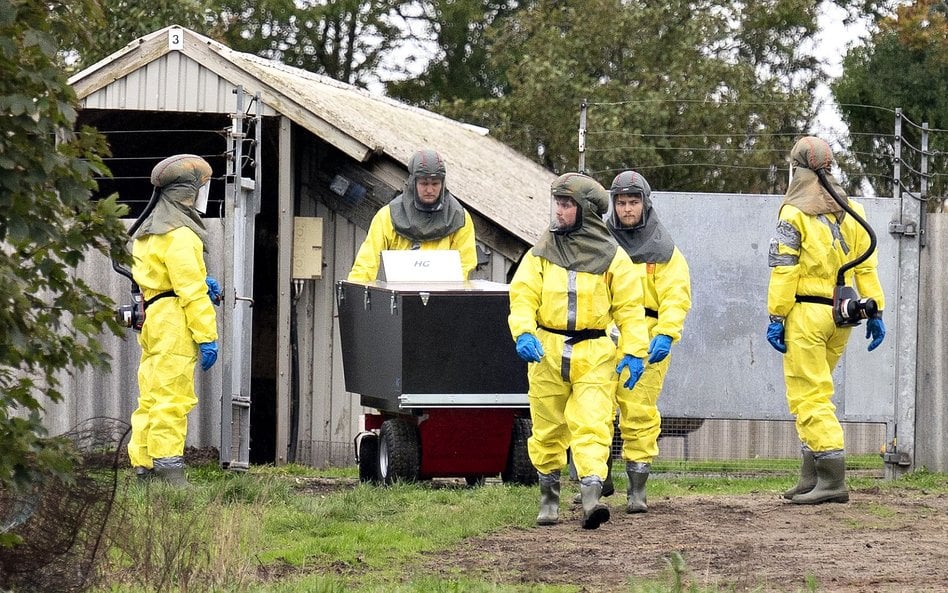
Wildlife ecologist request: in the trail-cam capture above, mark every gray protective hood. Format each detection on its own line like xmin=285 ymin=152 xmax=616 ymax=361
xmin=134 ymin=154 xmax=211 ymax=246
xmin=606 ymin=171 xmax=675 ymax=264
xmin=389 ymin=148 xmax=466 ymax=242
xmin=532 ymin=173 xmax=617 ymax=274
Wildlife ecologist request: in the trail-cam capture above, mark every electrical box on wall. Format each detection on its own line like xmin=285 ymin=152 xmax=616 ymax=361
xmin=292 ymin=217 xmax=323 ymax=279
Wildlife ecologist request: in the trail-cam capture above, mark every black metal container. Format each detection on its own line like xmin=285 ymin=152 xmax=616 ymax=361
xmin=336 ymin=280 xmax=528 ymax=413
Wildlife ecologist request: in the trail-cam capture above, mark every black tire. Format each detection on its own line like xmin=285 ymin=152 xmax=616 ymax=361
xmin=501 ymin=417 xmax=537 ymax=485
xmin=358 ymin=433 xmax=380 ymax=484
xmin=378 ymin=418 xmax=420 ymax=485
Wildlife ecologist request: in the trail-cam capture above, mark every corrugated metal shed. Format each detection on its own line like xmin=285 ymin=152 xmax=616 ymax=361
xmin=70 ymin=25 xmax=554 ymax=246
xmin=62 ymin=24 xmax=561 ymax=467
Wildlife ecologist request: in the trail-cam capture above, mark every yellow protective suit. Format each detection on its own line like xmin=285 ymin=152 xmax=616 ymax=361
xmin=767 ymin=201 xmax=885 ymax=452
xmin=615 ymin=247 xmax=691 ymax=463
xmin=347 ymin=205 xmax=477 ymax=282
xmin=129 ymin=226 xmax=218 ymax=469
xmin=509 ymin=250 xmax=649 ymax=479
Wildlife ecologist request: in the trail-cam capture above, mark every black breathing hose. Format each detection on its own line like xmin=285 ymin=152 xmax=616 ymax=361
xmin=111 ymin=187 xmax=160 ymax=285
xmin=814 ymin=168 xmax=877 ymax=286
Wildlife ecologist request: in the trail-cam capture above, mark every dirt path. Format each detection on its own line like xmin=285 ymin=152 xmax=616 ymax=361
xmin=421 ymin=487 xmax=948 ymax=592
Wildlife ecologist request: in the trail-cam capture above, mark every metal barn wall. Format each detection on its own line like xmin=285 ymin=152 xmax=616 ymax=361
xmin=291 ymin=204 xmax=365 ymax=466
xmin=41 ymin=223 xmax=226 ymax=449
xmin=650 ymin=193 xmax=915 ymax=464
xmin=655 ymin=193 xmax=906 ymax=422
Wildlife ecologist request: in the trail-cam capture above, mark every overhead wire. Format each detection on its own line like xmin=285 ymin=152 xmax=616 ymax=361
xmin=899 ymin=111 xmax=948 ymax=133
xmin=95 ymin=128 xmax=229 ymax=136
xmin=589 ymin=163 xmax=789 ymax=174
xmin=90 ymin=123 xmax=255 ymax=182
xmin=578 ymin=97 xmax=945 ymax=197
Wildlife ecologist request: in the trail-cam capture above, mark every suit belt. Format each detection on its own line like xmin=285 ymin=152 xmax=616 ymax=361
xmin=645 ymin=308 xmax=658 ymax=319
xmin=144 ymin=290 xmax=177 ymax=310
xmin=538 ymin=326 xmax=607 ymax=345
xmin=795 ymin=295 xmax=833 ymax=306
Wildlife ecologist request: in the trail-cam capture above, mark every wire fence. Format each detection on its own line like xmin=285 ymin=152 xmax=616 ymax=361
xmin=577 ymin=99 xmax=946 ymax=209
xmin=294 ymin=418 xmax=886 ymax=480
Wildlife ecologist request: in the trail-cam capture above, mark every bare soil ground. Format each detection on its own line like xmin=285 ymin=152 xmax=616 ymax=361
xmin=420 ymin=485 xmax=948 ymax=593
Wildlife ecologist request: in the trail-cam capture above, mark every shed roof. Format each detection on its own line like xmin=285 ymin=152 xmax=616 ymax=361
xmin=69 ymin=25 xmax=554 ymax=245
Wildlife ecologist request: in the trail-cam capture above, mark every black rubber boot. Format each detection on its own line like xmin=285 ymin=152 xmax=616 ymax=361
xmin=791 ymin=452 xmax=849 ymax=505
xmin=580 ymin=477 xmax=610 ymax=530
xmin=134 ymin=467 xmax=154 ymax=483
xmin=783 ymin=446 xmax=816 ymax=500
xmin=626 ymin=462 xmax=650 ymax=514
xmin=537 ymin=471 xmax=561 ymax=526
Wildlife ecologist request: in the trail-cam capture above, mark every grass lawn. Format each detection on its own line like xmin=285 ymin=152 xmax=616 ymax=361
xmin=91 ymin=461 xmax=948 ymax=593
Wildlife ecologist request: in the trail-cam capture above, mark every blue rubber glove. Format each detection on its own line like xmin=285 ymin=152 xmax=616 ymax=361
xmin=766 ymin=321 xmax=787 ymax=354
xmin=515 ymin=333 xmax=544 ymax=363
xmin=647 ymin=334 xmax=673 ymax=364
xmin=199 ymin=341 xmax=218 ymax=371
xmin=616 ymin=354 xmax=644 ymax=389
xmin=866 ymin=317 xmax=885 ymax=352
xmin=206 ymin=276 xmax=222 ymax=306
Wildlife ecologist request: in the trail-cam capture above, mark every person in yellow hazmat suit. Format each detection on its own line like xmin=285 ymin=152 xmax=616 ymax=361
xmin=347 ymin=148 xmax=477 ymax=282
xmin=605 ymin=170 xmax=692 ymax=513
xmin=508 ymin=172 xmax=650 ymax=530
xmin=129 ymin=154 xmax=221 ymax=486
xmin=767 ymin=136 xmax=886 ymax=504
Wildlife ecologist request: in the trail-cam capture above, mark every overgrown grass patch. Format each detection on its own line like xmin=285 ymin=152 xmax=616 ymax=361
xmin=258 ymin=480 xmax=535 ymax=571
xmin=91 ymin=463 xmax=947 ymax=592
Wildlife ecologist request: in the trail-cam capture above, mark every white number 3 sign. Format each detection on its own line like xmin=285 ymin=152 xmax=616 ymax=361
xmin=168 ymin=29 xmax=183 ymax=50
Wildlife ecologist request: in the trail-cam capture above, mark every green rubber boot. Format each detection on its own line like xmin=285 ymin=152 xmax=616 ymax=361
xmin=153 ymin=457 xmax=189 ymax=488
xmin=783 ymin=446 xmax=816 ymax=500
xmin=602 ymin=452 xmax=615 ymax=497
xmin=580 ymin=477 xmax=610 ymax=530
xmin=626 ymin=462 xmax=650 ymax=514
xmin=537 ymin=471 xmax=561 ymax=526
xmin=791 ymin=452 xmax=849 ymax=505
xmin=154 ymin=466 xmax=189 ymax=487
xmin=572 ymin=449 xmax=615 ymax=503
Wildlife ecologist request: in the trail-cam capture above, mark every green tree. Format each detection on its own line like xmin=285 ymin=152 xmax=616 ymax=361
xmin=212 ymin=0 xmax=409 ymax=86
xmin=427 ymin=0 xmax=879 ymax=193
xmin=64 ymin=0 xmax=210 ymax=71
xmin=0 ymin=0 xmax=129 ymax=540
xmin=386 ymin=0 xmax=521 ymax=106
xmin=833 ymin=0 xmax=948 ymax=203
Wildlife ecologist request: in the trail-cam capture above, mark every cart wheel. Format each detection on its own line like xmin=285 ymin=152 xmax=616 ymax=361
xmin=358 ymin=433 xmax=380 ymax=484
xmin=502 ymin=417 xmax=538 ymax=485
xmin=378 ymin=418 xmax=420 ymax=485
xmin=465 ymin=475 xmax=487 ymax=488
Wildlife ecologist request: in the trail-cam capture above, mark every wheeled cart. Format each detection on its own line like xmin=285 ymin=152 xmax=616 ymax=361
xmin=336 ymin=279 xmax=537 ymax=486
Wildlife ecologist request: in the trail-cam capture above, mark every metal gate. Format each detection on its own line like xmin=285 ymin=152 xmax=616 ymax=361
xmin=220 ymin=87 xmax=262 ymax=469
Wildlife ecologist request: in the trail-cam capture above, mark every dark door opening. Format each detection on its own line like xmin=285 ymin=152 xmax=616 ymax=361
xmin=248 ymin=117 xmax=281 ymax=464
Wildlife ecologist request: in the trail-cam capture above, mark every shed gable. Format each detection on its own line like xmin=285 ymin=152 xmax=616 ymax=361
xmin=79 ymin=50 xmax=278 ymax=116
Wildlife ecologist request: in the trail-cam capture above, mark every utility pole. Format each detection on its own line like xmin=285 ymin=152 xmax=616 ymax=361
xmin=578 ymin=99 xmax=587 ymax=174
